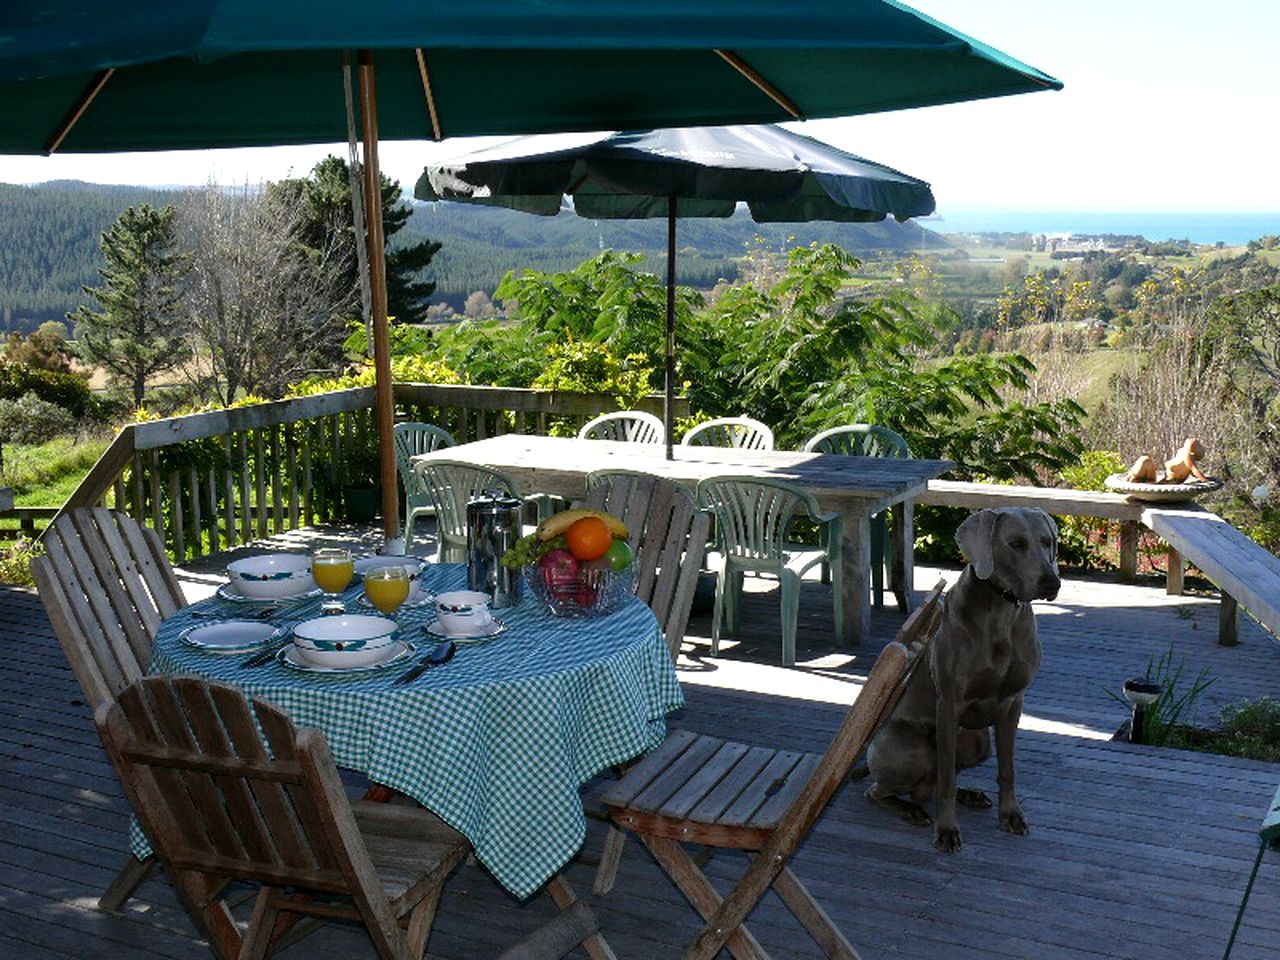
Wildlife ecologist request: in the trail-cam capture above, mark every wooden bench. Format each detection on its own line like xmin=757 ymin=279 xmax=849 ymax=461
xmin=918 ymin=480 xmax=1280 ymax=646
xmin=1142 ymin=503 xmax=1280 ymax=646
xmin=916 ymin=480 xmax=1146 ymax=578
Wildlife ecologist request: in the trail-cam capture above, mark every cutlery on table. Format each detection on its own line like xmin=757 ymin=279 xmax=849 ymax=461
xmin=393 ymin=640 xmax=457 ymax=685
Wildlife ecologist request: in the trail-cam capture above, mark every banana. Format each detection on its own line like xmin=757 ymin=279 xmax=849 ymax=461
xmin=535 ymin=508 xmax=628 ymax=541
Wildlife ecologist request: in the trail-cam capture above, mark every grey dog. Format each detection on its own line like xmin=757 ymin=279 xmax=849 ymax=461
xmin=865 ymin=507 xmax=1060 ymax=852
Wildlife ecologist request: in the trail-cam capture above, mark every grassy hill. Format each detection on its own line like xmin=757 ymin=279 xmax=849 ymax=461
xmin=0 ymin=180 xmax=949 ymax=329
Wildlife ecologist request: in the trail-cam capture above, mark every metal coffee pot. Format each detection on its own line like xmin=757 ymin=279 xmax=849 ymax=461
xmin=465 ymin=489 xmax=524 ymax=608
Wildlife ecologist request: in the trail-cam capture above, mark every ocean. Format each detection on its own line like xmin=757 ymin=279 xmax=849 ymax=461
xmin=925 ymin=210 xmax=1280 ymax=247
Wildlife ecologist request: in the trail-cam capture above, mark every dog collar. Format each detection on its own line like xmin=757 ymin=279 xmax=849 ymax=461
xmin=975 ymin=574 xmax=1022 ymax=606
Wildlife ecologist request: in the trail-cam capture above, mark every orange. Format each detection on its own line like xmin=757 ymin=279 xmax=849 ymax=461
xmin=565 ymin=516 xmax=612 ymax=561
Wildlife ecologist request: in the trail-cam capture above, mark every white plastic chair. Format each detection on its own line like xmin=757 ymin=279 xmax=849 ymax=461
xmin=680 ymin=416 xmax=774 ymax=450
xmin=577 ymin=410 xmax=664 ymax=444
xmin=393 ymin=422 xmax=457 ymax=551
xmin=411 ymin=459 xmax=524 ymax=562
xmin=696 ymin=476 xmax=843 ymax=667
xmin=804 ymin=424 xmax=910 ymax=607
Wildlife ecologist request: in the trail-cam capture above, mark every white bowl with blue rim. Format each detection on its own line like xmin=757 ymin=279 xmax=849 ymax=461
xmin=434 ymin=590 xmax=493 ymax=635
xmin=290 ymin=614 xmax=399 ymax=668
xmin=226 ymin=553 xmax=315 ymax=599
xmin=354 ymin=556 xmax=430 ymax=602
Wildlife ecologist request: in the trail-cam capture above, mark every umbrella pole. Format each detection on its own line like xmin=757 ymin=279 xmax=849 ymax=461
xmin=665 ymin=196 xmax=677 ymax=461
xmin=357 ymin=51 xmax=400 ymax=541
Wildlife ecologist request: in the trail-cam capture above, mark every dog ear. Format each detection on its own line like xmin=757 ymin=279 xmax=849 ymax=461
xmin=1036 ymin=509 xmax=1059 ymax=559
xmin=955 ymin=509 xmax=997 ymax=580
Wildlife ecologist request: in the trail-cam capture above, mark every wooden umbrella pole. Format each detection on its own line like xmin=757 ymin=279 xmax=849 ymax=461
xmin=357 ymin=50 xmax=400 ymax=540
xmin=665 ymin=196 xmax=677 ymax=461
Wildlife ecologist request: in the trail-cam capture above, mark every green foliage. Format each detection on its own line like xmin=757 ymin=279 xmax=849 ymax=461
xmin=0 ymin=433 xmax=110 ymax=500
xmin=0 ymin=358 xmax=98 ymax=419
xmin=1201 ymin=697 xmax=1280 ymax=762
xmin=0 ymin=538 xmax=42 ymax=587
xmin=271 ymin=156 xmax=441 ymax=324
xmin=0 ymin=391 xmax=75 ymax=445
xmin=1057 ymin=450 xmax=1126 ymax=569
xmin=69 ymin=203 xmax=188 ymax=405
xmin=4 ymin=321 xmax=75 ymax=373
xmin=1107 ymin=645 xmax=1216 ymax=747
xmin=531 ymin=340 xmax=653 ymax=404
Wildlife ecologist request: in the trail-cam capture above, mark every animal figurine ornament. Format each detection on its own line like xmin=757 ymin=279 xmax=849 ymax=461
xmin=1122 ymin=437 xmax=1208 ymax=484
xmin=1162 ymin=437 xmax=1209 ymax=483
xmin=863 ymin=507 xmax=1060 ymax=853
xmin=1123 ymin=455 xmax=1158 ymax=483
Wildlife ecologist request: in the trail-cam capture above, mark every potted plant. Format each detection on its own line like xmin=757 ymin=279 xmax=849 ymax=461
xmin=340 ymin=429 xmax=382 ymax=523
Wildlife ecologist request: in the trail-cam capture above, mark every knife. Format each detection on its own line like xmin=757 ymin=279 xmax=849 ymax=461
xmin=392 ymin=639 xmax=457 ymax=685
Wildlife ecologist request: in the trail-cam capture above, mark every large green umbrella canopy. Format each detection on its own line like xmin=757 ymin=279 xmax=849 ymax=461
xmin=1 ymin=1 xmax=1060 ymax=153
xmin=0 ymin=0 xmax=1060 ymax=536
xmin=416 ymin=124 xmax=938 ymax=457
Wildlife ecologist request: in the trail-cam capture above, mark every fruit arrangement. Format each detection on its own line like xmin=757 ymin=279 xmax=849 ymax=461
xmin=502 ymin=508 xmax=636 ymax=616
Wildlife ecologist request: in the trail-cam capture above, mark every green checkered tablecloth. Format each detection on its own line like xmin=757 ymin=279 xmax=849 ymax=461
xmin=134 ymin=562 xmax=683 ymax=899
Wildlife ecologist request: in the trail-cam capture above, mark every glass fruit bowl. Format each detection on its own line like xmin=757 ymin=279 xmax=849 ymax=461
xmin=524 ymin=557 xmax=636 ymax=618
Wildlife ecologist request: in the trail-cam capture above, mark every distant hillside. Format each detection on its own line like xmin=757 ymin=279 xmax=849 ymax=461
xmin=0 ymin=182 xmax=187 ymax=332
xmin=0 ymin=180 xmax=947 ymax=330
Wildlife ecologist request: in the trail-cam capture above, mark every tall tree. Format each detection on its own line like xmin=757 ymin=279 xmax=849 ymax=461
xmin=272 ymin=156 xmax=441 ymax=324
xmin=181 ymin=184 xmax=359 ymax=404
xmin=69 ymin=204 xmax=187 ymax=406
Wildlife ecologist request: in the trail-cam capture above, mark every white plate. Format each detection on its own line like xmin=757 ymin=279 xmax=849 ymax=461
xmin=277 ymin=640 xmax=414 ymax=674
xmin=179 ymin=620 xmax=288 ymax=654
xmin=423 ymin=617 xmax=506 ymax=643
xmin=217 ymin=581 xmax=323 ymax=604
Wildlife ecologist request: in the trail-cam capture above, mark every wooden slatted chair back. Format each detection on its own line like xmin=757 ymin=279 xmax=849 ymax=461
xmin=30 ymin=507 xmax=185 ymax=708
xmin=689 ymin=579 xmax=943 ymax=960
xmin=97 ymin=676 xmax=469 ymax=960
xmin=577 ymin=410 xmax=665 ymax=444
xmin=584 ymin=469 xmax=711 ymax=659
xmin=680 ymin=416 xmax=774 ymax=451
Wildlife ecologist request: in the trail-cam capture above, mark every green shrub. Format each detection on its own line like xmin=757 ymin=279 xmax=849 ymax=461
xmin=0 ymin=391 xmax=76 ymax=445
xmin=0 ymin=538 xmax=42 ymax=587
xmin=0 ymin=359 xmax=98 ymax=420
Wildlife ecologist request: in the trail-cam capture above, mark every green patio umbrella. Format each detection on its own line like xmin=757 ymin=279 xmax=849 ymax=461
xmin=0 ymin=0 xmax=1061 ymax=536
xmin=416 ymin=124 xmax=938 ymax=457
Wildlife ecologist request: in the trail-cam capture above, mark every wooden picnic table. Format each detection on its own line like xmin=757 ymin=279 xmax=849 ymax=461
xmin=416 ymin=434 xmax=954 ymax=645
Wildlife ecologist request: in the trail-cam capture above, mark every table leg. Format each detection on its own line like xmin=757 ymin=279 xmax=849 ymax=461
xmin=889 ymin=500 xmax=915 ymax=613
xmin=836 ymin=504 xmax=871 ymax=645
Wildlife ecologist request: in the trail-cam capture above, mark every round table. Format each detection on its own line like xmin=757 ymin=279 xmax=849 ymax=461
xmin=142 ymin=562 xmax=683 ymax=899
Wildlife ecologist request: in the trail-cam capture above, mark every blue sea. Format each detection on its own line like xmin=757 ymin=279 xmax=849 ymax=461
xmin=925 ymin=210 xmax=1280 ymax=246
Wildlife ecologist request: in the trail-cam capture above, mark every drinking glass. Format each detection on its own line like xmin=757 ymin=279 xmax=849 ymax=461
xmin=364 ymin=565 xmax=410 ymax=616
xmin=312 ymin=547 xmax=354 ymax=599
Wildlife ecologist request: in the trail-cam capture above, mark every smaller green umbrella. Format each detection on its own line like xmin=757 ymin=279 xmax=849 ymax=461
xmin=416 ymin=124 xmax=936 ymax=457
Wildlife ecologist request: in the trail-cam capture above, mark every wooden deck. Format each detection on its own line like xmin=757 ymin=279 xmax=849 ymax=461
xmin=2 ymin=524 xmax=1279 ymax=958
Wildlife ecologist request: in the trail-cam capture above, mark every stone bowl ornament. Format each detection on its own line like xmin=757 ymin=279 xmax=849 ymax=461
xmin=1104 ymin=474 xmax=1222 ymax=503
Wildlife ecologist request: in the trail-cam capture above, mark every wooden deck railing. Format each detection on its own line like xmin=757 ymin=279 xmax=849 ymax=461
xmin=50 ymin=383 xmax=679 ymax=561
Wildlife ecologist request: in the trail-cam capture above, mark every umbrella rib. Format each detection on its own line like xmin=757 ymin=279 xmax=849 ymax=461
xmin=415 ymin=49 xmax=443 ymax=141
xmin=714 ymin=50 xmax=802 ymax=119
xmin=44 ymin=67 xmax=114 ymax=155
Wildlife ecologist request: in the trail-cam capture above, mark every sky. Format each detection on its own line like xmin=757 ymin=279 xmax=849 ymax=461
xmin=1 ymin=1 xmax=1278 ymax=214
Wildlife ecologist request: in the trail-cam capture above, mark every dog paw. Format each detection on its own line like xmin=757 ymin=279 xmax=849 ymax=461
xmin=933 ymin=826 xmax=962 ymax=853
xmin=1000 ymin=811 xmax=1030 ymax=836
xmin=956 ymin=788 xmax=992 ymax=809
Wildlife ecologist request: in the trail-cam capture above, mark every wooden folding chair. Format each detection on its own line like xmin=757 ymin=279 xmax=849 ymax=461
xmin=584 ymin=468 xmax=712 ymax=660
xmin=96 ymin=676 xmax=471 ymax=960
xmin=29 ymin=506 xmax=187 ymax=910
xmin=600 ymin=580 xmax=945 ymax=960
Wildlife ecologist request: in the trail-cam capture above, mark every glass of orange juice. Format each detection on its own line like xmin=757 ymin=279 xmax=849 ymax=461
xmin=364 ymin=565 xmax=410 ymax=616
xmin=312 ymin=547 xmax=354 ymax=599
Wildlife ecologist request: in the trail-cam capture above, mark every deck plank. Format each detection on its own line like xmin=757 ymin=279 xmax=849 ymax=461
xmin=2 ymin=522 xmax=1279 ymax=959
